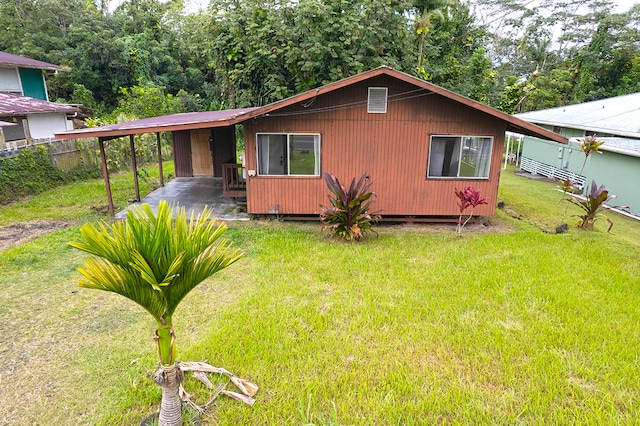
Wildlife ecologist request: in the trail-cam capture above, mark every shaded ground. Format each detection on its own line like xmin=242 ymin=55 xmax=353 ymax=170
xmin=0 ymin=221 xmax=74 ymax=251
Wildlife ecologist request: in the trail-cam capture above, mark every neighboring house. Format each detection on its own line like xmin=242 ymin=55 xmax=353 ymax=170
xmin=0 ymin=92 xmax=79 ymax=148
xmin=0 ymin=50 xmax=65 ymax=101
xmin=515 ymin=93 xmax=640 ymax=217
xmin=0 ymin=51 xmax=78 ymax=150
xmin=56 ymin=66 xmax=565 ymax=219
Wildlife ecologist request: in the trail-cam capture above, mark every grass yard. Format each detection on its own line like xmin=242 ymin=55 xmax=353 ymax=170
xmin=0 ymin=165 xmax=639 ymax=424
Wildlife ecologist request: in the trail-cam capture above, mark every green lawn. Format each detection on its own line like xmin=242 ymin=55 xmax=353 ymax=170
xmin=0 ymin=166 xmax=639 ymax=425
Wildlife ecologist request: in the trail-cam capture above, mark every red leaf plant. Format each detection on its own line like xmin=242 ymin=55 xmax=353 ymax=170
xmin=455 ymin=186 xmax=489 ymax=233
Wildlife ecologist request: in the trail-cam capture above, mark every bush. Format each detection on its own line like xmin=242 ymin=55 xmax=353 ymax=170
xmin=0 ymin=146 xmax=103 ymax=205
xmin=320 ymin=173 xmax=380 ymax=241
xmin=455 ymin=186 xmax=489 ymax=233
xmin=0 ymin=147 xmax=65 ymax=204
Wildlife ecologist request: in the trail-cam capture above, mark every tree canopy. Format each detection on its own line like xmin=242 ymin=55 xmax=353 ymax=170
xmin=2 ymin=0 xmax=639 ymax=119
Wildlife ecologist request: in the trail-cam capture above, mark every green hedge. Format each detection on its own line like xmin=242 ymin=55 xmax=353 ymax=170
xmin=0 ymin=146 xmax=102 ymax=205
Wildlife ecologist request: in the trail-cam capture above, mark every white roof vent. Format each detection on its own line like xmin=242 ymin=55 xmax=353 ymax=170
xmin=368 ymin=87 xmax=388 ymax=113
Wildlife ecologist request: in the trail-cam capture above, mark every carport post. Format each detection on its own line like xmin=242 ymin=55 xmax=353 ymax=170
xmin=156 ymin=132 xmax=164 ymax=186
xmin=98 ymin=137 xmax=115 ymax=217
xmin=130 ymin=134 xmax=140 ymax=201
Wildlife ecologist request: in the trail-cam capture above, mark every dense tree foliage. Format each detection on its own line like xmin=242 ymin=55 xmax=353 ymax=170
xmin=2 ymin=0 xmax=640 ymax=119
xmin=475 ymin=0 xmax=640 ymax=112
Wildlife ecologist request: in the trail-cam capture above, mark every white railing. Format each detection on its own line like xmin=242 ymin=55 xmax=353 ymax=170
xmin=520 ymin=157 xmax=586 ymax=189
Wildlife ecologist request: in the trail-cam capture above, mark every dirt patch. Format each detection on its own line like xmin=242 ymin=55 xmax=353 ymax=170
xmin=0 ymin=221 xmax=75 ymax=252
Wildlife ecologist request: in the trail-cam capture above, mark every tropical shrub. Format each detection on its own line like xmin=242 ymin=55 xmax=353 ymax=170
xmin=455 ymin=186 xmax=488 ymax=233
xmin=320 ymin=173 xmax=380 ymax=241
xmin=567 ymin=180 xmax=624 ymax=232
xmin=68 ymin=201 xmax=252 ymax=425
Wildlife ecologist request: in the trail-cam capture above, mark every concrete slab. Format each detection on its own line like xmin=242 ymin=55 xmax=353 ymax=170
xmin=116 ymin=177 xmax=249 ymax=221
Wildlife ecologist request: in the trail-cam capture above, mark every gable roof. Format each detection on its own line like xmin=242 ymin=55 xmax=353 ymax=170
xmin=55 ymin=66 xmax=566 ymax=144
xmin=0 ymin=93 xmax=80 ymax=115
xmin=0 ymin=51 xmax=66 ymax=72
xmin=238 ymin=67 xmax=567 ymax=143
xmin=515 ymin=92 xmax=640 ymax=139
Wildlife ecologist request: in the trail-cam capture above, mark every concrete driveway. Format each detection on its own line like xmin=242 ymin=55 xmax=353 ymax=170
xmin=116 ymin=177 xmax=249 ymax=221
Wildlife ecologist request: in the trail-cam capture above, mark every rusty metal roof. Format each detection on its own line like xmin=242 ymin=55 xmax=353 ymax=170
xmin=0 ymin=51 xmax=66 ymax=71
xmin=236 ymin=66 xmax=567 ymax=144
xmin=55 ymin=67 xmax=567 ymax=144
xmin=0 ymin=92 xmax=80 ymax=115
xmin=55 ymin=108 xmax=258 ymax=140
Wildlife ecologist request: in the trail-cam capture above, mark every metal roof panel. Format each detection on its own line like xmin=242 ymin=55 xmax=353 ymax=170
xmin=55 ymin=67 xmax=566 ymax=144
xmin=55 ymin=108 xmax=258 ymax=139
xmin=515 ymin=93 xmax=640 ymax=138
xmin=0 ymin=93 xmax=80 ymax=115
xmin=0 ymin=51 xmax=66 ymax=71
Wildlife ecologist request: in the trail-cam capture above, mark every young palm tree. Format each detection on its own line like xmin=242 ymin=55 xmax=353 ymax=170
xmin=69 ymin=201 xmax=242 ymax=426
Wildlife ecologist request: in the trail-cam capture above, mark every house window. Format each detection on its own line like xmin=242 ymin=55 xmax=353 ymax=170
xmin=257 ymin=133 xmax=320 ymax=176
xmin=427 ymin=136 xmax=493 ymax=178
xmin=368 ymin=87 xmax=388 ymax=113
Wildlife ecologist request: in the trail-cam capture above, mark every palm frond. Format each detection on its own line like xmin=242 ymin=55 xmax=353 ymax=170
xmin=77 ymin=257 xmax=167 ymax=321
xmin=69 ymin=200 xmax=243 ymax=324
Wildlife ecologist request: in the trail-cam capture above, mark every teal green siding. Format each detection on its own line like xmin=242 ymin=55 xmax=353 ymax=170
xmin=522 ymin=137 xmax=591 ymax=174
xmin=523 ymin=135 xmax=640 ymax=216
xmin=588 ymin=151 xmax=640 ymax=215
xmin=18 ymin=68 xmax=47 ymax=100
xmin=561 ymin=128 xmax=586 ymax=138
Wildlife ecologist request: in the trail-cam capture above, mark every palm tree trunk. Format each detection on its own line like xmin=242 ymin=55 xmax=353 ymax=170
xmin=153 ymin=362 xmax=184 ymax=426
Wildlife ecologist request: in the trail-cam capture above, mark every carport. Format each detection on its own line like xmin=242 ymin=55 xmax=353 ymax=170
xmin=54 ymin=108 xmax=257 ymax=217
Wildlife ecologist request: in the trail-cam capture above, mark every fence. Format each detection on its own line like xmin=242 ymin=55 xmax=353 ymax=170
xmin=2 ymin=138 xmax=99 ymax=171
xmin=1 ymin=133 xmax=174 ymax=173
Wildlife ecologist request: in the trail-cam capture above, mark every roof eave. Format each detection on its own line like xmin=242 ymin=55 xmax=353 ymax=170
xmin=54 ymin=116 xmax=246 ymax=140
xmin=517 ymin=117 xmax=639 ymax=139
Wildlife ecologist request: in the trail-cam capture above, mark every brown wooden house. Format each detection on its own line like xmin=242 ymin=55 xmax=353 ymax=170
xmin=56 ymin=67 xmax=566 ymax=219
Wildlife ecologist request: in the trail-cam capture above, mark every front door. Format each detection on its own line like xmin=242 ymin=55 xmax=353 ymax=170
xmin=190 ymin=129 xmax=213 ymax=176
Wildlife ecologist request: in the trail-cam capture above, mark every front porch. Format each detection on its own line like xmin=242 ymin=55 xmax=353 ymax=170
xmin=116 ymin=176 xmax=249 ymax=221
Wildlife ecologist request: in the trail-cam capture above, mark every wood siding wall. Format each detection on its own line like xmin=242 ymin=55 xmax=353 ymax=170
xmin=244 ymin=75 xmax=505 ymax=217
xmin=172 ymin=130 xmax=192 ymax=177
xmin=211 ymin=126 xmax=236 ymax=177
xmin=173 ymin=128 xmax=237 ymax=178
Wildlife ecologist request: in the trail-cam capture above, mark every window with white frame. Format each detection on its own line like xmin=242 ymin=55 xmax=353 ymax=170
xmin=257 ymin=133 xmax=321 ymax=176
xmin=427 ymin=136 xmax=493 ymax=178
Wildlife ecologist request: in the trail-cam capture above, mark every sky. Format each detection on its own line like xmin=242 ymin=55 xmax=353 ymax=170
xmin=613 ymin=0 xmax=640 ymax=11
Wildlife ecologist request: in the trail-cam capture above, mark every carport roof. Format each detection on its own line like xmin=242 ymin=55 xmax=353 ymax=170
xmin=55 ymin=108 xmax=258 ymax=140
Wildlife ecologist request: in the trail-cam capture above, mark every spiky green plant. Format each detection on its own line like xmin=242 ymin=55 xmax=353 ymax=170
xmin=320 ymin=173 xmax=380 ymax=241
xmin=68 ymin=201 xmax=242 ymax=426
